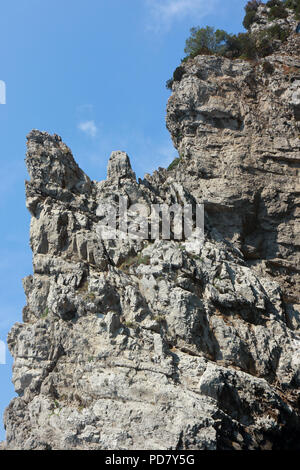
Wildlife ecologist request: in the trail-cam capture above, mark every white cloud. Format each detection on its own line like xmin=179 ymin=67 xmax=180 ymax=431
xmin=146 ymin=0 xmax=217 ymax=31
xmin=78 ymin=120 xmax=98 ymax=138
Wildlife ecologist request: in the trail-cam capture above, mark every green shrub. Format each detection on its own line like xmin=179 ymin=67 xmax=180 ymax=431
xmin=184 ymin=27 xmax=258 ymax=60
xmin=153 ymin=315 xmax=166 ymax=324
xmin=179 ymin=0 xmax=294 ymax=67
xmin=243 ymin=1 xmax=262 ymax=30
xmin=224 ymin=32 xmax=257 ymax=59
xmin=284 ymin=0 xmax=300 ymax=16
xmin=262 ymin=60 xmax=275 ymax=73
xmin=284 ymin=0 xmax=296 ymax=7
xmin=41 ymin=307 xmax=49 ymax=318
xmin=118 ymin=255 xmax=138 ymax=272
xmin=184 ymin=26 xmax=233 ymax=58
xmin=245 ymin=0 xmax=262 ymax=8
xmin=243 ymin=9 xmax=257 ymax=29
xmin=166 ymin=66 xmax=185 ymax=90
xmin=166 ymin=78 xmax=173 ymax=90
xmin=267 ymin=24 xmax=289 ymax=40
xmin=188 ymin=46 xmax=213 ymax=58
xmin=167 ymin=157 xmax=181 ymax=171
xmin=266 ymin=0 xmax=282 ymax=6
xmin=237 ymin=32 xmax=257 ymax=58
xmin=256 ymin=37 xmax=273 ymax=56
xmin=119 ymin=253 xmax=151 ymax=272
xmin=184 ymin=26 xmax=218 ymax=56
xmin=124 ymin=321 xmax=136 ymax=328
xmin=137 ymin=255 xmax=151 ymax=265
xmin=268 ymin=3 xmax=288 ymax=19
xmin=173 ymin=66 xmax=185 ymax=82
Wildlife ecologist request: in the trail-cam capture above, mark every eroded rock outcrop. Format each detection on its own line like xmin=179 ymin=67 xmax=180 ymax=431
xmin=3 ymin=11 xmax=300 ymax=451
xmin=165 ymin=31 xmax=300 ymax=306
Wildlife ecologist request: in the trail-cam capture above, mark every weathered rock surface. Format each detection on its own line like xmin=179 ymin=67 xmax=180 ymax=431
xmin=3 ymin=8 xmax=300 ymax=451
xmin=249 ymin=3 xmax=298 ymax=36
xmin=164 ymin=32 xmax=300 ymax=305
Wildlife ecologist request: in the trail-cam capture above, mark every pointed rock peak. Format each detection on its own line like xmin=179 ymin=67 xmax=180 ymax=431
xmin=26 ymin=129 xmax=62 ymax=144
xmin=107 ymin=151 xmax=136 ymax=181
xmin=25 ymin=129 xmax=91 ymax=195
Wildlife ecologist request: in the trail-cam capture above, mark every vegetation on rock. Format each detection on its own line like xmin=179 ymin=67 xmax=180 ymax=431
xmin=267 ymin=0 xmax=289 ymax=19
xmin=173 ymin=1 xmax=295 ymax=66
xmin=166 ymin=0 xmax=297 ymax=87
xmin=243 ymin=0 xmax=263 ymax=30
xmin=167 ymin=157 xmax=181 ymax=171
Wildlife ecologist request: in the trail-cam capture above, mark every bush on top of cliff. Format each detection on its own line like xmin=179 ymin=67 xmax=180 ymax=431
xmin=243 ymin=0 xmax=300 ymax=29
xmin=284 ymin=0 xmax=300 ymax=13
xmin=243 ymin=1 xmax=263 ymax=30
xmin=269 ymin=0 xmax=300 ymax=10
xmin=166 ymin=0 xmax=296 ymax=89
xmin=181 ymin=1 xmax=295 ymax=61
xmin=267 ymin=0 xmax=289 ymax=19
xmin=181 ymin=26 xmax=259 ymax=61
xmin=183 ymin=26 xmax=224 ymax=56
xmin=284 ymin=0 xmax=300 ymax=19
xmin=266 ymin=0 xmax=300 ymax=20
xmin=284 ymin=0 xmax=300 ymax=7
xmin=182 ymin=26 xmax=256 ymax=60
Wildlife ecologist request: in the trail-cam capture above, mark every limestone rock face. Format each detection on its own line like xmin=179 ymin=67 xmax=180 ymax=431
xmin=249 ymin=3 xmax=298 ymax=36
xmin=107 ymin=151 xmax=136 ymax=181
xmin=3 ymin=17 xmax=300 ymax=450
xmin=165 ymin=32 xmax=300 ymax=305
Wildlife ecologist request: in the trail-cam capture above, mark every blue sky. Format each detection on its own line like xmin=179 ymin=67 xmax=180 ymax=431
xmin=0 ymin=0 xmax=245 ymax=441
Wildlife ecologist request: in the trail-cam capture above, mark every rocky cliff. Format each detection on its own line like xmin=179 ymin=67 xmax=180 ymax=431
xmin=3 ymin=11 xmax=300 ymax=450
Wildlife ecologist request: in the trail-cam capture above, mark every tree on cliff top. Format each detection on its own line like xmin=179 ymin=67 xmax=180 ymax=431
xmin=184 ymin=26 xmax=229 ymax=57
xmin=183 ymin=26 xmax=256 ymax=60
xmin=184 ymin=26 xmax=217 ymax=56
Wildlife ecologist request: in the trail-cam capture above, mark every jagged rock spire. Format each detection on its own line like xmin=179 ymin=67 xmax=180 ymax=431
xmin=3 ymin=8 xmax=300 ymax=450
xmin=107 ymin=150 xmax=136 ymax=181
xmin=26 ymin=129 xmax=91 ymax=195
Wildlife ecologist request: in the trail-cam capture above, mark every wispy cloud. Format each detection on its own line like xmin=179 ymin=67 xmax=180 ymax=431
xmin=145 ymin=0 xmax=217 ymax=32
xmin=78 ymin=120 xmax=98 ymax=138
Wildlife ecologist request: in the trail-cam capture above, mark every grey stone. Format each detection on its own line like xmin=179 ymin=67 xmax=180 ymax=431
xmin=3 ymin=7 xmax=300 ymax=450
